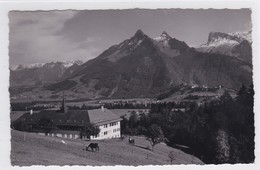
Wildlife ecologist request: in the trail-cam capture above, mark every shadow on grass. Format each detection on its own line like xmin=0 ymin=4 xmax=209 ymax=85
xmin=82 ymin=148 xmax=99 ymax=152
xmin=133 ymin=144 xmax=152 ymax=152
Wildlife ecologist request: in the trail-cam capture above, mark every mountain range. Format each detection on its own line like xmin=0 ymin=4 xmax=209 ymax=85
xmin=10 ymin=60 xmax=83 ymax=86
xmin=10 ymin=30 xmax=252 ymax=100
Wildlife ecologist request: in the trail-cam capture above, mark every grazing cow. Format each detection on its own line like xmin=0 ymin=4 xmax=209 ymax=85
xmin=121 ymin=135 xmax=125 ymax=141
xmin=129 ymin=137 xmax=135 ymax=145
xmin=87 ymin=143 xmax=99 ymax=152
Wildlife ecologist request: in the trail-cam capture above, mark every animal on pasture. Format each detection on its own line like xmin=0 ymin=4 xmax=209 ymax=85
xmin=87 ymin=143 xmax=99 ymax=152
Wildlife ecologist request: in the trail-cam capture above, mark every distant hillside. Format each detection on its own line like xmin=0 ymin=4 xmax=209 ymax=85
xmin=10 ymin=60 xmax=83 ymax=86
xmin=11 ymin=130 xmax=203 ymax=166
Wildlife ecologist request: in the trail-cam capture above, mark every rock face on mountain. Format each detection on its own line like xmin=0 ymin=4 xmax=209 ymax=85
xmin=10 ymin=61 xmax=83 ymax=86
xmin=45 ymin=30 xmax=252 ymax=99
xmin=197 ymin=31 xmax=252 ymax=63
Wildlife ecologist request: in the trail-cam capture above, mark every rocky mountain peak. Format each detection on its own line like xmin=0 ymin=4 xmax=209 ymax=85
xmin=133 ymin=29 xmax=147 ymax=40
xmin=197 ymin=31 xmax=252 ymax=63
xmin=207 ymin=31 xmax=251 ymax=45
xmin=161 ymin=31 xmax=171 ymax=39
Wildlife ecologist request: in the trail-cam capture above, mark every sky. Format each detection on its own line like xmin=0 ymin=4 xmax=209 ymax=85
xmin=9 ymin=9 xmax=252 ymax=66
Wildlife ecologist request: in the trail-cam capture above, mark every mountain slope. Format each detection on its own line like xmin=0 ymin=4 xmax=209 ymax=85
xmin=173 ymin=49 xmax=252 ymax=89
xmin=66 ymin=30 xmax=172 ymax=98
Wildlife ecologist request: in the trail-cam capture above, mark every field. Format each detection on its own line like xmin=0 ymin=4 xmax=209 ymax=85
xmin=11 ymin=130 xmax=203 ymax=166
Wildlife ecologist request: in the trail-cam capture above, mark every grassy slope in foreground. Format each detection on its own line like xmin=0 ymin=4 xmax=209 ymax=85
xmin=11 ymin=130 xmax=203 ymax=166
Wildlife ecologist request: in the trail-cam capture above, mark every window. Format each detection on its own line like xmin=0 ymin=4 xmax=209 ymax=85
xmin=109 ymin=122 xmax=118 ymax=127
xmin=113 ymin=129 xmax=116 ymax=132
xmin=104 ymin=131 xmax=108 ymax=135
xmin=104 ymin=124 xmax=108 ymax=128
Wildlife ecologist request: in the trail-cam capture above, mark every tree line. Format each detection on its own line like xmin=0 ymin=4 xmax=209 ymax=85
xmin=120 ymin=85 xmax=254 ymax=164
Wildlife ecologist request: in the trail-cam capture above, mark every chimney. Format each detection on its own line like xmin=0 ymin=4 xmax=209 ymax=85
xmin=30 ymin=109 xmax=33 ymax=115
xmin=101 ymin=105 xmax=104 ymax=112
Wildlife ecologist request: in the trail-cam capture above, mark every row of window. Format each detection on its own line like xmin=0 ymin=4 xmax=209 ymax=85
xmin=103 ymin=122 xmax=118 ymax=128
xmin=110 ymin=122 xmax=118 ymax=126
xmin=46 ymin=133 xmax=78 ymax=139
xmin=103 ymin=128 xmax=120 ymax=136
xmin=92 ymin=134 xmax=120 ymax=139
xmin=93 ymin=134 xmax=100 ymax=138
xmin=113 ymin=128 xmax=120 ymax=132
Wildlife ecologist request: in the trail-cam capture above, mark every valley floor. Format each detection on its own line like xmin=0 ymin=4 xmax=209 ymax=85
xmin=11 ymin=130 xmax=203 ymax=166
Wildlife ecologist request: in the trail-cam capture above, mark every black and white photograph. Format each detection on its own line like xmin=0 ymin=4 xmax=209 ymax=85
xmin=0 ymin=0 xmax=259 ymax=168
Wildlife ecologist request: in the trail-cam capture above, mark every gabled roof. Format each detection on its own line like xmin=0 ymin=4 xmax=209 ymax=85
xmin=17 ymin=110 xmax=90 ymax=126
xmin=15 ymin=108 xmax=121 ymax=126
xmin=88 ymin=108 xmax=122 ymax=126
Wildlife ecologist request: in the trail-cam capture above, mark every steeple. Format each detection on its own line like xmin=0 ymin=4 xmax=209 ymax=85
xmin=61 ymin=92 xmax=67 ymax=113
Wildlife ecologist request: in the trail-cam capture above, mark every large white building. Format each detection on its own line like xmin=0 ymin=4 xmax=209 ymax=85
xmin=88 ymin=106 xmax=122 ymax=140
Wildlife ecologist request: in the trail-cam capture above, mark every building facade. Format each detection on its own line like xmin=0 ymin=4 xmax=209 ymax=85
xmin=88 ymin=107 xmax=122 ymax=140
xmin=91 ymin=121 xmax=121 ymax=140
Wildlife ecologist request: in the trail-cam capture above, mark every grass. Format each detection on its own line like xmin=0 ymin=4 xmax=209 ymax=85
xmin=11 ymin=130 xmax=203 ymax=166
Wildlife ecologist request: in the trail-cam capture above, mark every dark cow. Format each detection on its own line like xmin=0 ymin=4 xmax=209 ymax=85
xmin=121 ymin=135 xmax=125 ymax=141
xmin=87 ymin=143 xmax=99 ymax=152
xmin=128 ymin=137 xmax=135 ymax=145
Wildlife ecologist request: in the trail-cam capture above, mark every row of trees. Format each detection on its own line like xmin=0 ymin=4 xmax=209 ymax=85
xmin=120 ymin=85 xmax=254 ymax=164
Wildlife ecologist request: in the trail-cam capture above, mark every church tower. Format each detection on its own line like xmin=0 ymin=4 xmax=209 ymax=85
xmin=61 ymin=92 xmax=67 ymax=113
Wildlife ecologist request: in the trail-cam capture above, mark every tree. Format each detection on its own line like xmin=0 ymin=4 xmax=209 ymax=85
xmin=237 ymin=84 xmax=247 ymax=96
xmin=80 ymin=124 xmax=100 ymax=139
xmin=81 ymin=104 xmax=88 ymax=110
xmin=220 ymin=90 xmax=233 ymax=104
xmin=129 ymin=111 xmax=138 ymax=128
xmin=168 ymin=151 xmax=175 ymax=165
xmin=146 ymin=124 xmax=164 ymax=151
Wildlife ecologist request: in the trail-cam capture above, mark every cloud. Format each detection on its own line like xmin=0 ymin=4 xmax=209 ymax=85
xmin=9 ymin=11 xmax=101 ymax=65
xmin=9 ymin=9 xmax=251 ymax=66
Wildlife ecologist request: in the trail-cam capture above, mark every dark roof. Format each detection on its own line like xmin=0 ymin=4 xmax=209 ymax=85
xmin=17 ymin=110 xmax=90 ymax=126
xmin=16 ymin=108 xmax=121 ymax=126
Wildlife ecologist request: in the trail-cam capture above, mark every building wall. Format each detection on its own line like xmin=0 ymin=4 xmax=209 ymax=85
xmin=36 ymin=121 xmax=122 ymax=140
xmin=46 ymin=131 xmax=81 ymax=139
xmin=91 ymin=121 xmax=121 ymax=140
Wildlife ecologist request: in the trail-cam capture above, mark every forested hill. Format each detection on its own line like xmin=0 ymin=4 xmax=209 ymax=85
xmin=120 ymin=84 xmax=254 ymax=164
